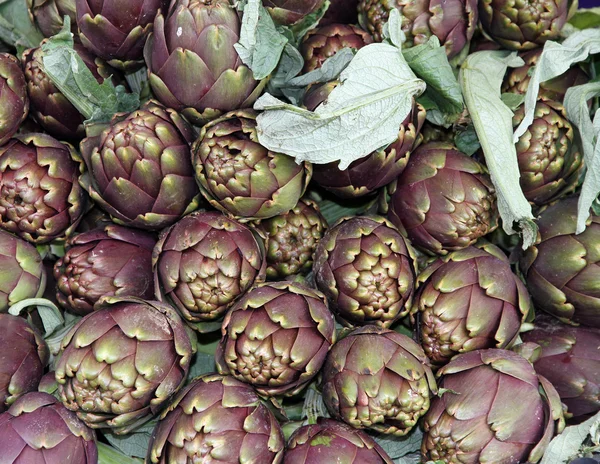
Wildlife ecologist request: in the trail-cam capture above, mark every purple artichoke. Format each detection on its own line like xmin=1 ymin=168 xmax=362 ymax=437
xmin=28 ymin=0 xmax=77 ymax=38
xmin=215 ymin=281 xmax=336 ymax=397
xmin=0 ymin=54 xmax=28 ymax=147
xmin=319 ymin=0 xmax=359 ymax=26
xmin=54 ymin=224 xmax=156 ymax=316
xmin=147 ymin=374 xmax=285 ymax=463
xmin=0 ymin=133 xmax=87 ymax=244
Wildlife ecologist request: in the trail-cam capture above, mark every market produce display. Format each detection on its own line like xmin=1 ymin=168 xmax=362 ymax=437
xmin=0 ymin=0 xmax=599 ymax=462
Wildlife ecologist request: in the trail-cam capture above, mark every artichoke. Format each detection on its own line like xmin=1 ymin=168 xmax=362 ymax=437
xmin=421 ymin=349 xmax=565 ymax=463
xmin=76 ymin=0 xmax=168 ymax=71
xmin=387 ymin=142 xmax=499 ymax=255
xmin=322 ymin=325 xmax=437 ymax=435
xmin=54 ymin=224 xmax=156 ymax=316
xmin=415 ymin=242 xmax=531 ymax=367
xmin=153 ymin=211 xmax=266 ymax=330
xmin=284 ymin=418 xmax=394 ymax=463
xmin=513 ymin=100 xmax=583 ymax=206
xmin=215 ymin=281 xmax=336 ymax=397
xmin=28 ymin=0 xmax=77 ymax=38
xmin=312 ymin=102 xmax=425 ymax=199
xmin=263 ymin=0 xmax=325 ymax=25
xmin=0 ymin=54 xmax=28 ymax=147
xmin=147 ymin=373 xmax=285 ymax=463
xmin=520 ymin=196 xmax=600 ymax=328
xmin=320 ymin=0 xmax=359 ymax=26
xmin=145 ymin=0 xmax=265 ymax=125
xmin=0 ymin=133 xmax=87 ymax=244
xmin=503 ymin=49 xmax=589 ymax=103
xmin=479 ymin=0 xmax=569 ymax=51
xmin=357 ymin=0 xmax=478 ymax=57
xmin=0 ymin=230 xmax=46 ymax=312
xmin=300 ymin=24 xmax=372 ymax=73
xmin=79 ymin=101 xmax=201 ymax=231
xmin=22 ymin=42 xmax=119 ymax=141
xmin=0 ymin=314 xmax=49 ymax=412
xmin=313 ymin=215 xmax=417 ymax=328
xmin=193 ymin=110 xmax=312 ymax=222
xmin=0 ymin=392 xmax=97 ymax=464
xmin=55 ymin=296 xmax=196 ymax=434
xmin=260 ymin=198 xmax=327 ymax=280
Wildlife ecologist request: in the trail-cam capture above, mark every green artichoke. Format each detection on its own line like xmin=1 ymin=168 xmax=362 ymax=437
xmin=145 ymin=0 xmax=265 ymax=125
xmin=55 ymin=296 xmax=196 ymax=434
xmin=22 ymin=42 xmax=118 ymax=141
xmin=80 ymin=101 xmax=201 ymax=231
xmin=421 ymin=349 xmax=565 ymax=463
xmin=358 ymin=0 xmax=478 ymax=57
xmin=0 ymin=230 xmax=46 ymax=312
xmin=522 ymin=315 xmax=600 ymax=422
xmin=54 ymin=224 xmax=156 ymax=316
xmin=28 ymin=0 xmax=77 ymax=38
xmin=147 ymin=373 xmax=285 ymax=463
xmin=263 ymin=0 xmax=325 ymax=25
xmin=503 ymin=49 xmax=589 ymax=103
xmin=312 ymin=102 xmax=425 ymax=199
xmin=193 ymin=110 xmax=312 ymax=222
xmin=0 ymin=392 xmax=97 ymax=464
xmin=284 ymin=418 xmax=394 ymax=464
xmin=0 ymin=54 xmax=28 ymax=147
xmin=0 ymin=133 xmax=87 ymax=244
xmin=321 ymin=325 xmax=437 ymax=435
xmin=300 ymin=24 xmax=373 ymax=73
xmin=0 ymin=314 xmax=49 ymax=412
xmin=76 ymin=0 xmax=168 ymax=71
xmin=520 ymin=196 xmax=600 ymax=328
xmin=415 ymin=242 xmax=531 ymax=367
xmin=513 ymin=100 xmax=582 ymax=206
xmin=215 ymin=281 xmax=336 ymax=397
xmin=313 ymin=215 xmax=417 ymax=328
xmin=153 ymin=211 xmax=266 ymax=331
xmin=387 ymin=142 xmax=499 ymax=255
xmin=260 ymin=198 xmax=327 ymax=280
xmin=479 ymin=0 xmax=569 ymax=51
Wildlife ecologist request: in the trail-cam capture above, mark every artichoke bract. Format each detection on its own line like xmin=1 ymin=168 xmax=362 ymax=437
xmin=153 ymin=211 xmax=266 ymax=331
xmin=479 ymin=0 xmax=568 ymax=51
xmin=300 ymin=24 xmax=373 ymax=73
xmin=261 ymin=198 xmax=327 ymax=280
xmin=415 ymin=242 xmax=531 ymax=367
xmin=145 ymin=0 xmax=264 ymax=125
xmin=23 ymin=42 xmax=118 ymax=142
xmin=314 ymin=215 xmax=417 ymax=328
xmin=513 ymin=100 xmax=582 ymax=206
xmin=193 ymin=110 xmax=312 ymax=222
xmin=80 ymin=101 xmax=201 ymax=231
xmin=520 ymin=196 xmax=600 ymax=328
xmin=0 ymin=392 xmax=97 ymax=464
xmin=263 ymin=0 xmax=325 ymax=25
xmin=0 ymin=54 xmax=28 ymax=147
xmin=387 ymin=142 xmax=498 ymax=255
xmin=0 ymin=314 xmax=49 ymax=412
xmin=76 ymin=0 xmax=168 ymax=71
xmin=312 ymin=102 xmax=425 ymax=199
xmin=147 ymin=374 xmax=285 ymax=463
xmin=322 ymin=325 xmax=437 ymax=436
xmin=358 ymin=0 xmax=478 ymax=57
xmin=421 ymin=349 xmax=565 ymax=464
xmin=55 ymin=296 xmax=196 ymax=434
xmin=28 ymin=0 xmax=77 ymax=38
xmin=215 ymin=281 xmax=336 ymax=397
xmin=284 ymin=418 xmax=394 ymax=464
xmin=522 ymin=315 xmax=600 ymax=422
xmin=0 ymin=133 xmax=87 ymax=244
xmin=0 ymin=230 xmax=46 ymax=312
xmin=54 ymin=224 xmax=156 ymax=316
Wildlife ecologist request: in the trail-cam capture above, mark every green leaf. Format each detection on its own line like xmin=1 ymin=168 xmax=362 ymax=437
xmin=454 ymin=125 xmax=481 ymax=156
xmin=288 ymin=0 xmax=329 ymax=43
xmin=8 ymin=298 xmax=64 ymax=337
xmin=97 ymin=442 xmax=143 ymax=464
xmin=0 ymin=0 xmax=43 ymax=49
xmin=569 ymin=8 xmax=600 ymax=30
xmin=370 ymin=426 xmax=422 ymax=460
xmin=102 ymin=423 xmax=155 ymax=459
xmin=312 ymin=191 xmax=377 ymax=225
xmin=187 ymin=351 xmax=217 ymax=380
xmin=501 ymin=92 xmax=525 ymax=110
xmin=540 ymin=411 xmax=600 ymax=464
xmin=460 ymin=50 xmax=537 ymax=249
xmin=268 ymin=42 xmax=305 ymax=99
